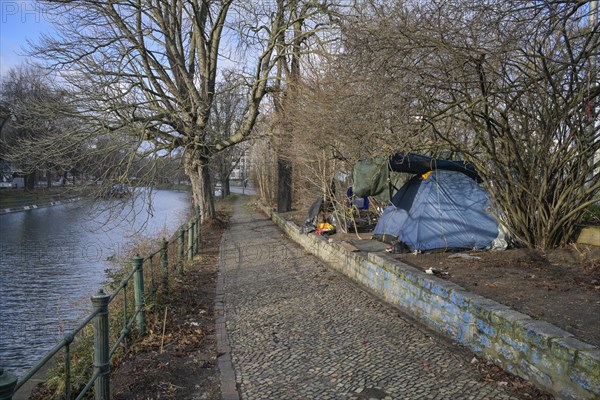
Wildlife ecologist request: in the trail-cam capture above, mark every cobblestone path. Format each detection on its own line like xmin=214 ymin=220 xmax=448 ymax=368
xmin=220 ymin=199 xmax=517 ymax=400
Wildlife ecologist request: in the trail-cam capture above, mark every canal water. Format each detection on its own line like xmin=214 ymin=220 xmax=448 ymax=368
xmin=0 ymin=189 xmax=191 ymax=376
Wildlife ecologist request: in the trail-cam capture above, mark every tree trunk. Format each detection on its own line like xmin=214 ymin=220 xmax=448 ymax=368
xmin=25 ymin=171 xmax=35 ymax=190
xmin=223 ymin=179 xmax=230 ymax=198
xmin=277 ymin=158 xmax=292 ymax=212
xmin=184 ymin=153 xmax=216 ymax=220
xmin=198 ymin=162 xmax=215 ymax=219
xmin=47 ymin=170 xmax=52 ymax=188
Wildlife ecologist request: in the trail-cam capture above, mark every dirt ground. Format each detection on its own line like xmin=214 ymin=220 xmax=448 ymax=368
xmin=282 ymin=209 xmax=600 ymax=348
xmin=341 ymin=233 xmax=600 ymax=348
xmin=109 ymin=212 xmax=230 ymax=400
xmin=390 ymin=244 xmax=600 ymax=347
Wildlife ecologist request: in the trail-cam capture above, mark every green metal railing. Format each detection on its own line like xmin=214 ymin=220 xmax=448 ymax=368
xmin=0 ymin=211 xmax=202 ymax=400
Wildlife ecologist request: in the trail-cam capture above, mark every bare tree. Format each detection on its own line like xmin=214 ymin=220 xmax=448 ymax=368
xmin=29 ymin=0 xmax=318 ymax=219
xmin=207 ymin=75 xmax=248 ymax=197
xmin=0 ymin=64 xmax=78 ymax=189
xmin=330 ymin=0 xmax=600 ymax=247
xmin=268 ymin=0 xmax=341 ymax=212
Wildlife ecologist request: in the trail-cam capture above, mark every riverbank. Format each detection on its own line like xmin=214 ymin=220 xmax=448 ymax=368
xmin=1 ymin=189 xmax=193 ymax=392
xmin=22 ymin=194 xmax=236 ymax=399
xmin=109 ymin=195 xmax=237 ymax=399
xmin=0 ymin=184 xmax=224 ymax=214
xmin=0 ymin=187 xmax=85 ymax=214
xmin=0 ymin=185 xmax=190 ymax=215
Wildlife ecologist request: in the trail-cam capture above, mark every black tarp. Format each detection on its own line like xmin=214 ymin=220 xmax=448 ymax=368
xmin=389 ymin=153 xmax=480 ymax=181
xmin=301 ymin=196 xmax=323 ymax=234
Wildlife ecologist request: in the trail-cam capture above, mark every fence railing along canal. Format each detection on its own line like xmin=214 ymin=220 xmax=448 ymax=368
xmin=0 ymin=208 xmax=203 ymax=400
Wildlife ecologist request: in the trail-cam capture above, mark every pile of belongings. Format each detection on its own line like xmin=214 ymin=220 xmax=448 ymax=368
xmin=301 ymin=196 xmax=337 ymax=236
xmin=353 ymin=152 xmax=507 ymax=252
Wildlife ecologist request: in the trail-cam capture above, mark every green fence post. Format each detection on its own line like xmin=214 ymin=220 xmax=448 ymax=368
xmin=132 ymin=255 xmax=147 ymax=335
xmin=178 ymin=228 xmax=184 ymax=260
xmin=187 ymin=221 xmax=194 ymax=261
xmin=161 ymin=239 xmax=169 ymax=297
xmin=148 ymin=256 xmax=155 ymax=294
xmin=0 ymin=368 xmax=18 ymax=400
xmin=91 ymin=289 xmax=110 ymax=400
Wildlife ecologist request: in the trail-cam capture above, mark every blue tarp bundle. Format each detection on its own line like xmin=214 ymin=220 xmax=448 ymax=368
xmin=373 ymin=170 xmax=499 ymax=251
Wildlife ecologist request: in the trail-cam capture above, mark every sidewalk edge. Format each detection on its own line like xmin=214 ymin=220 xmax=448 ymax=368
xmin=216 ymin=236 xmax=241 ymax=400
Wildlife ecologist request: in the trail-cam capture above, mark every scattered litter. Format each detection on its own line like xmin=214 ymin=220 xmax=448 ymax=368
xmin=385 ymin=241 xmax=408 ymax=254
xmin=423 ymin=362 xmax=430 ymax=369
xmin=471 ymin=357 xmax=478 ymax=364
xmin=425 ymin=267 xmax=436 ymax=275
xmin=315 ymin=222 xmax=335 ymax=235
xmin=383 ymin=349 xmax=391 ymax=354
xmin=189 ymin=322 xmax=200 ymax=327
xmin=497 ymin=381 xmax=509 ymax=386
xmin=449 ymin=253 xmax=481 ymax=260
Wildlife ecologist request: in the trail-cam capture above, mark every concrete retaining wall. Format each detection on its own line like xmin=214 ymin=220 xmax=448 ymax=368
xmin=261 ymin=206 xmax=600 ymax=400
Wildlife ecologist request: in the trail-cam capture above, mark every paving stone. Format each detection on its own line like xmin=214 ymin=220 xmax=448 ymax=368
xmin=220 ymin=199 xmax=519 ymax=400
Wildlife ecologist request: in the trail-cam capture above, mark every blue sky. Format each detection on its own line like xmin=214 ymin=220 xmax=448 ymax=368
xmin=0 ymin=1 xmax=243 ymax=79
xmin=0 ymin=1 xmax=55 ymax=76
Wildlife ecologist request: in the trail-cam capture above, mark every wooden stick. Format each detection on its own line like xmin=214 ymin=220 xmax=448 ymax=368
xmin=160 ymin=306 xmax=168 ymax=354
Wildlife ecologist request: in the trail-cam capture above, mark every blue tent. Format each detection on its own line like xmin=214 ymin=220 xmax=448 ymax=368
xmin=373 ymin=170 xmax=499 ymax=251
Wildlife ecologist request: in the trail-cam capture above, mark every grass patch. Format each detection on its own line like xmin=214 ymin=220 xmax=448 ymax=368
xmin=151 ymin=183 xmax=192 ymax=191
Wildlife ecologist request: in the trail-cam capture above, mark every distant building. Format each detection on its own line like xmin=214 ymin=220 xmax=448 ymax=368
xmin=0 ymin=160 xmax=20 ymax=188
xmin=230 ymin=151 xmax=251 ymax=183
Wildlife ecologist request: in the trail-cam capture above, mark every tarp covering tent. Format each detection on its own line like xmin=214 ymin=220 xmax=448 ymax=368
xmin=373 ymin=170 xmax=500 ymax=251
xmin=389 ymin=152 xmax=480 ymax=181
xmin=352 ymin=156 xmax=389 ymax=200
xmin=352 ymin=152 xmax=480 ymax=202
